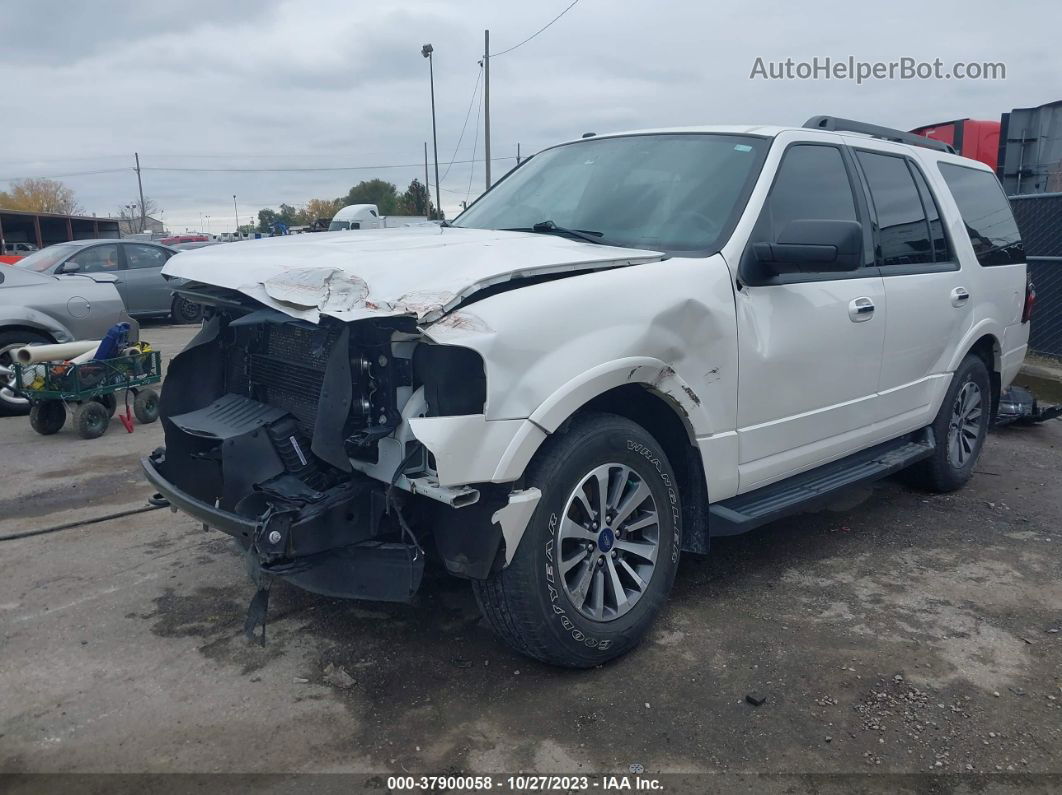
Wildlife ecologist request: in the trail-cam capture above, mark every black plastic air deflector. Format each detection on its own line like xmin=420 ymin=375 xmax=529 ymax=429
xmin=170 ymin=393 xmax=288 ymax=439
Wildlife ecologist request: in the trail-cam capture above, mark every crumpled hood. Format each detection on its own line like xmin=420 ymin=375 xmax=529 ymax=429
xmin=162 ymin=225 xmax=665 ymax=324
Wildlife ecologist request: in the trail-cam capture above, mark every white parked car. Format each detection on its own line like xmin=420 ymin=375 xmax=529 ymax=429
xmin=146 ymin=116 xmax=1031 ymax=666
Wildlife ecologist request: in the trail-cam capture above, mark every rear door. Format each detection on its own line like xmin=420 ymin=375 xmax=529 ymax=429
xmin=120 ymin=243 xmax=174 ymax=316
xmin=734 ymin=141 xmax=886 ymax=491
xmin=851 ymin=145 xmax=970 ymax=430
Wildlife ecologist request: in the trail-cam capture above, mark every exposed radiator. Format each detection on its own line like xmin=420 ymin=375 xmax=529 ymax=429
xmin=248 ymin=324 xmax=335 ymax=437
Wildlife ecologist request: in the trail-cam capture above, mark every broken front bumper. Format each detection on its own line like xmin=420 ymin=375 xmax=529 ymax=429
xmin=143 ymin=450 xmax=424 ymax=602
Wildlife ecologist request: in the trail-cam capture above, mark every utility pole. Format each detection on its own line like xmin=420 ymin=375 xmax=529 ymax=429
xmin=423 ymin=142 xmax=431 ymax=218
xmin=421 ymin=44 xmax=442 ymax=221
xmin=233 ymin=194 xmax=239 ymax=233
xmin=134 ymin=152 xmax=146 ymax=233
xmin=483 ymin=29 xmax=491 ymax=190
xmin=516 ymin=142 xmax=521 ymax=165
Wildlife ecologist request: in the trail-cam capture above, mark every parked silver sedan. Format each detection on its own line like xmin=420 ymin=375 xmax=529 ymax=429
xmin=14 ymin=239 xmax=203 ymax=324
xmin=0 ymin=266 xmax=139 ymax=416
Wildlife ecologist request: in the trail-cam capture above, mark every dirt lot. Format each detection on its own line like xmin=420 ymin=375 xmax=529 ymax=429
xmin=1 ymin=322 xmax=1060 ymax=789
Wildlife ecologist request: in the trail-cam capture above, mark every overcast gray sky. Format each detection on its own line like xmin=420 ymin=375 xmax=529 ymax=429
xmin=1 ymin=0 xmax=1056 ymax=230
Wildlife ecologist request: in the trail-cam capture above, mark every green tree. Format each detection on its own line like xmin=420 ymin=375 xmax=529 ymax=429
xmin=338 ymin=179 xmax=399 ymax=216
xmin=278 ymin=203 xmax=301 ymax=226
xmin=396 ymin=178 xmax=439 ymax=218
xmin=257 ymin=208 xmax=279 ymax=233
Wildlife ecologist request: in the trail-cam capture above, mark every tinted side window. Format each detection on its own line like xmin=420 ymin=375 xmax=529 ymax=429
xmin=856 ymin=151 xmax=932 ymax=267
xmin=938 ymin=163 xmax=1024 ymax=266
xmin=909 ymin=165 xmax=950 ymax=261
xmin=125 ymin=244 xmax=169 ymax=270
xmin=763 ymin=145 xmax=857 ymax=241
xmin=66 ymin=244 xmax=120 ymax=273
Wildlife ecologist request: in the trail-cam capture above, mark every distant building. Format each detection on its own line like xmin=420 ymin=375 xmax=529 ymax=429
xmin=115 ymin=214 xmax=165 ymax=236
xmin=0 ymin=208 xmax=121 ymax=251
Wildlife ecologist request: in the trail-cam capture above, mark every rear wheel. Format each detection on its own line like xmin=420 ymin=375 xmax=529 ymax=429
xmin=473 ymin=413 xmax=682 ymax=667
xmin=0 ymin=329 xmax=50 ymax=417
xmin=905 ymin=354 xmax=991 ymax=492
xmin=94 ymin=393 xmax=118 ymax=417
xmin=30 ymin=400 xmax=66 ymax=435
xmin=171 ymin=296 xmax=203 ymax=325
xmin=133 ymin=388 xmax=159 ymax=424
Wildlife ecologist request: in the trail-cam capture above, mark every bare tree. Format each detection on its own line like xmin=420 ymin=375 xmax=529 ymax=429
xmin=116 ymin=196 xmax=161 ymax=234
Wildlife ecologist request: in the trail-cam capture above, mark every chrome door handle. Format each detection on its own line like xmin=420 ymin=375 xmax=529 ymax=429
xmin=849 ymin=297 xmax=875 ymax=322
xmin=951 ymin=287 xmax=970 ymax=307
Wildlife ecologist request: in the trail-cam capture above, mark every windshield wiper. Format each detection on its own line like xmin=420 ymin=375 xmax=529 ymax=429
xmin=504 ymin=220 xmax=608 ymax=246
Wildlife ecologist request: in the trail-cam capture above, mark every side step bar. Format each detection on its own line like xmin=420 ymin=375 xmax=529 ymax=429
xmin=709 ymin=430 xmax=935 ymax=537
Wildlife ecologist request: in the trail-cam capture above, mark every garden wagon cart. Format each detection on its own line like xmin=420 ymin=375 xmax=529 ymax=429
xmin=12 ymin=350 xmax=162 ymax=439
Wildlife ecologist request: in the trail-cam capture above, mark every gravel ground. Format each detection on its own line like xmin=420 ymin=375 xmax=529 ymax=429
xmin=1 ymin=323 xmax=1060 ymax=791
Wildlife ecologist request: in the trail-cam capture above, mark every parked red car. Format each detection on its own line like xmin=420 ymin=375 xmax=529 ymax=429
xmin=159 ymin=234 xmax=209 ymax=245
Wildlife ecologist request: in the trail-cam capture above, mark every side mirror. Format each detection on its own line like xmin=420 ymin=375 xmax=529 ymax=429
xmin=753 ymin=219 xmax=862 ymax=274
xmin=60 ymin=261 xmax=82 ymax=273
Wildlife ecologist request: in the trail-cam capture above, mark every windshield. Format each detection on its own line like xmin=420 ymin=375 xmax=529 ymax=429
xmin=14 ymin=243 xmax=81 ymax=272
xmin=454 ymin=133 xmax=768 ymax=253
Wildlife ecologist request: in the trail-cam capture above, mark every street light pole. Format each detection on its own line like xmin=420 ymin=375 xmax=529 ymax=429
xmin=422 ymin=44 xmax=442 ymax=220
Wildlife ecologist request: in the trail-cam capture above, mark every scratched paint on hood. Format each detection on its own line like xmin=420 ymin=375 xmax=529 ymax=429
xmin=162 ymin=225 xmax=665 ymax=325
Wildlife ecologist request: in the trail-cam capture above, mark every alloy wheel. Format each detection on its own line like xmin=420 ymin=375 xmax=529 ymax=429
xmin=947 ymin=380 xmax=983 ymax=468
xmin=556 ymin=463 xmax=659 ymax=622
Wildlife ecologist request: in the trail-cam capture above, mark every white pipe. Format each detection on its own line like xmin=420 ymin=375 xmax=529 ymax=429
xmin=14 ymin=341 xmax=100 ymax=364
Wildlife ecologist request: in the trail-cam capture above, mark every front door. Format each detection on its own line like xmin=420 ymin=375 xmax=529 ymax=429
xmin=734 ymin=142 xmax=886 ymax=491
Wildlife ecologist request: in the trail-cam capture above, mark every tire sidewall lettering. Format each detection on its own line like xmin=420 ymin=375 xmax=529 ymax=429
xmin=542 ymin=437 xmax=678 ymax=653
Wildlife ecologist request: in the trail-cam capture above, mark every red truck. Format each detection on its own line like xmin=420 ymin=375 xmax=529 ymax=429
xmin=910 ymin=118 xmax=1000 ymax=170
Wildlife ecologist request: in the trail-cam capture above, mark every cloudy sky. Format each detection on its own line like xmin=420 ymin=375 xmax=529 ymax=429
xmin=1 ymin=0 xmax=1056 ymax=230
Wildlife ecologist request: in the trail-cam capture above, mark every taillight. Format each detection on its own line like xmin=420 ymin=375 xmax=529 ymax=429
xmin=1022 ymin=278 xmax=1036 ymax=323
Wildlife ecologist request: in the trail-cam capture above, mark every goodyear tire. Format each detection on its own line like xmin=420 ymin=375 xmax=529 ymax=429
xmin=473 ymin=412 xmax=681 ymax=667
xmin=905 ymin=353 xmax=992 ymax=492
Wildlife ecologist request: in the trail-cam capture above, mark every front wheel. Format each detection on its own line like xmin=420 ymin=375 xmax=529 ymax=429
xmin=905 ymin=354 xmax=992 ymax=492
xmin=473 ymin=413 xmax=682 ymax=667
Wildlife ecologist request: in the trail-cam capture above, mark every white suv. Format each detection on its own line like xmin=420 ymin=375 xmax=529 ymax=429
xmin=147 ymin=116 xmax=1031 ymax=666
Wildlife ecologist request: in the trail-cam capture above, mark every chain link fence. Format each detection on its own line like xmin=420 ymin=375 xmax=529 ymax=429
xmin=1011 ymin=193 xmax=1062 ymax=357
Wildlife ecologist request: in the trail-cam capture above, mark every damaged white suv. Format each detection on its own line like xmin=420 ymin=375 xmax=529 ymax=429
xmin=147 ymin=116 xmax=1031 ymax=667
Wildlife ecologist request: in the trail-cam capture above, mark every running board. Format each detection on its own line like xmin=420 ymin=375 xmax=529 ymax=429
xmin=709 ymin=430 xmax=935 ymax=537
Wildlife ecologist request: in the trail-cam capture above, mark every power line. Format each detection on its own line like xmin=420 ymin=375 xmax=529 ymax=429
xmin=141 ymin=157 xmax=514 ymax=174
xmin=492 ymin=0 xmax=582 ymax=57
xmin=0 ymin=167 xmax=131 ymax=182
xmin=465 ymin=82 xmax=485 ymax=205
xmin=1 ymin=157 xmax=517 ymax=182
xmin=440 ymin=65 xmax=483 ymax=183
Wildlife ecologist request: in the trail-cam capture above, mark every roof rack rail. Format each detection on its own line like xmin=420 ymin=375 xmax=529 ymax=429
xmin=803 ymin=115 xmax=956 ymax=154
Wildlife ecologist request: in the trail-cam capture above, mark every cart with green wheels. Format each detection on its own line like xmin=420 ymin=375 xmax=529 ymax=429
xmin=12 ymin=350 xmax=162 ymax=439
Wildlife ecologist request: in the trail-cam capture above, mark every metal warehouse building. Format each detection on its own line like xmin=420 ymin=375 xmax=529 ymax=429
xmin=0 ymin=208 xmax=121 ymax=250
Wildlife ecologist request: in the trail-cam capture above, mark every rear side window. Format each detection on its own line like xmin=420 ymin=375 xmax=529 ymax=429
xmin=856 ymin=151 xmax=935 ymax=267
xmin=938 ymin=163 xmax=1024 ymax=266
xmin=125 ymin=244 xmax=170 ymax=270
